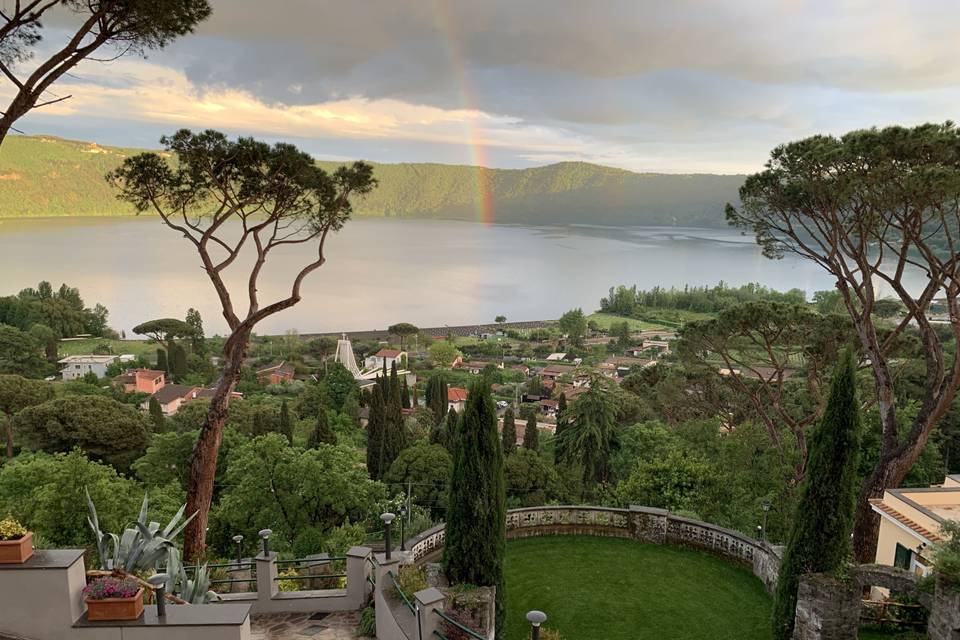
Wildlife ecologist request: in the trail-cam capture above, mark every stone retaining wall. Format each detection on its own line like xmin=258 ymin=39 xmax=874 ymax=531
xmin=407 ymin=505 xmax=782 ymax=594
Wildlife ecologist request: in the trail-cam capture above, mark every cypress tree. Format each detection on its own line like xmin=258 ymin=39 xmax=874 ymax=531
xmin=383 ymin=363 xmax=406 ymax=471
xmin=171 ymin=343 xmax=188 ymax=381
xmin=401 ymin=377 xmax=411 ymax=409
xmin=148 ymin=396 xmax=165 ymax=432
xmin=554 ymin=393 xmax=568 ymax=463
xmin=278 ymin=399 xmax=293 ymax=444
xmin=444 ymin=380 xmax=506 ymax=634
xmin=523 ymin=412 xmax=539 ymax=451
xmin=501 ymin=407 xmax=516 ymax=455
xmin=426 ymin=373 xmax=448 ymax=426
xmin=365 ymin=385 xmax=387 ymax=480
xmin=156 ymin=347 xmax=168 ymax=373
xmin=412 ymin=385 xmax=419 ymax=408
xmin=771 ymin=349 xmax=862 ymax=640
xmin=307 ymin=404 xmax=337 ymax=448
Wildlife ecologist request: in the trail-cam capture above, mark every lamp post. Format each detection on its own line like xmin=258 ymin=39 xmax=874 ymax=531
xmin=232 ymin=534 xmax=244 ymax=564
xmin=399 ymin=505 xmax=407 ymax=551
xmin=760 ymin=500 xmax=771 ymax=543
xmin=258 ymin=529 xmax=272 ymax=556
xmin=381 ymin=512 xmax=396 ymax=560
xmin=526 ymin=611 xmax=547 ymax=640
xmin=147 ymin=574 xmax=169 ymax=618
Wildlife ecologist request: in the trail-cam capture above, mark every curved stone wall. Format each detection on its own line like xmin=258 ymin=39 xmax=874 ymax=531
xmin=408 ymin=505 xmax=782 ymax=594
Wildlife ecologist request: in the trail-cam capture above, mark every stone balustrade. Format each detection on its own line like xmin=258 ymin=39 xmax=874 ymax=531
xmin=408 ymin=505 xmax=782 ymax=593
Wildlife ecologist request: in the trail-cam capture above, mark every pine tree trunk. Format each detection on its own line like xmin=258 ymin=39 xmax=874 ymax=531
xmin=182 ymin=331 xmax=248 ymax=561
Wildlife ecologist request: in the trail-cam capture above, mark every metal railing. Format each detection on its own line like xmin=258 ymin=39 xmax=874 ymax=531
xmin=434 ymin=610 xmax=486 ymax=640
xmin=388 ymin=570 xmax=416 ymax=615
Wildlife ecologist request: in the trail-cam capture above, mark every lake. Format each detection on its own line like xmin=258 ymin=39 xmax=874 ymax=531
xmin=0 ymin=217 xmax=910 ymax=336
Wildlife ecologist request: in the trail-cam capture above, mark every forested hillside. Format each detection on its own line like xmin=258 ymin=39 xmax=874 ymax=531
xmin=0 ymin=135 xmax=744 ymax=226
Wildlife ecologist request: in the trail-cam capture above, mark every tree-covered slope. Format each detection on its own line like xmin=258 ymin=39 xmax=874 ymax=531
xmin=0 ymin=135 xmax=745 ymax=226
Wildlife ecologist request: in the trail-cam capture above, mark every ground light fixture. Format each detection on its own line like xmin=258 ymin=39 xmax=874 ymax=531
xmin=761 ymin=500 xmax=771 ymax=543
xmin=232 ymin=534 xmax=244 ymax=564
xmin=526 ymin=610 xmax=547 ymax=640
xmin=258 ymin=529 xmax=272 ymax=556
xmin=147 ymin=574 xmax=169 ymax=618
xmin=381 ymin=512 xmax=396 ymax=560
xmin=399 ymin=505 xmax=407 ymax=551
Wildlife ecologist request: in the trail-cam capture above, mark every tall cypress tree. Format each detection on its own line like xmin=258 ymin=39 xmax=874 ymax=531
xmin=171 ymin=343 xmax=188 ymax=381
xmin=501 ymin=407 xmax=516 ymax=456
xmin=401 ymin=377 xmax=411 ymax=409
xmin=156 ymin=347 xmax=168 ymax=373
xmin=771 ymin=349 xmax=862 ymax=640
xmin=307 ymin=404 xmax=337 ymax=448
xmin=554 ymin=393 xmax=568 ymax=463
xmin=148 ymin=396 xmax=166 ymax=432
xmin=383 ymin=362 xmax=406 ymax=471
xmin=444 ymin=380 xmax=506 ymax=634
xmin=523 ymin=412 xmax=539 ymax=451
xmin=426 ymin=373 xmax=448 ymax=426
xmin=278 ymin=399 xmax=293 ymax=444
xmin=366 ymin=385 xmax=387 ymax=480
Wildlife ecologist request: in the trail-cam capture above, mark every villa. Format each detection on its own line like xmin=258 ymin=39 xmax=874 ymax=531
xmin=142 ymin=384 xmax=200 ymax=415
xmin=58 ymin=354 xmax=117 ymax=380
xmin=364 ymin=348 xmax=406 ymax=371
xmin=114 ymin=368 xmax=166 ymax=394
xmin=869 ymin=476 xmax=960 ymax=575
xmin=448 ymin=387 xmax=469 ymax=413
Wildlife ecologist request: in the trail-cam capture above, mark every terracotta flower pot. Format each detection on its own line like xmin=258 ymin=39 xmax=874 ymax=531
xmin=0 ymin=531 xmax=33 ymax=564
xmin=85 ymin=588 xmax=145 ymax=621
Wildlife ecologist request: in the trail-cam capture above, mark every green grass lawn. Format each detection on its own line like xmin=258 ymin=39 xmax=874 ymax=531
xmin=502 ymin=536 xmax=772 ymax=640
xmin=587 ymin=312 xmax=665 ymax=332
xmin=501 ymin=536 xmax=912 ymax=640
xmin=57 ymin=337 xmax=156 ymax=359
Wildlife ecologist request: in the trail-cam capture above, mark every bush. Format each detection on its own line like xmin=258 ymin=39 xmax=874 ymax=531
xmin=933 ymin=519 xmax=960 ymax=587
xmin=83 ymin=576 xmax=141 ymax=600
xmin=394 ymin=565 xmax=428 ymax=600
xmin=0 ymin=516 xmax=27 ymax=540
xmin=291 ymin=527 xmax=326 ymax=558
xmin=358 ymin=603 xmax=376 ymax=637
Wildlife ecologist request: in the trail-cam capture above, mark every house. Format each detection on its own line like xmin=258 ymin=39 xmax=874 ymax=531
xmin=458 ymin=360 xmax=494 ymax=375
xmin=58 ymin=355 xmax=118 ymax=380
xmin=641 ymin=340 xmax=672 ymax=356
xmin=143 ymin=384 xmax=199 ymax=416
xmin=115 ymin=369 xmax=166 ymax=394
xmin=601 ymin=356 xmax=655 ymax=379
xmin=256 ymin=361 xmax=296 ymax=385
xmin=868 ymin=477 xmax=960 ymax=578
xmin=364 ymin=349 xmax=407 ymax=371
xmin=539 ymin=398 xmax=559 ymax=416
xmin=545 ymin=353 xmax=567 ymax=362
xmin=448 ymin=387 xmax=469 ymax=413
xmin=539 ymin=363 xmax=575 ymax=382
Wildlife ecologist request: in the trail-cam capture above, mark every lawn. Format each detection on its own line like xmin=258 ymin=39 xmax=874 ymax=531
xmin=502 ymin=536 xmax=772 ymax=640
xmin=586 ymin=312 xmax=665 ymax=332
xmin=57 ymin=337 xmax=156 ymax=359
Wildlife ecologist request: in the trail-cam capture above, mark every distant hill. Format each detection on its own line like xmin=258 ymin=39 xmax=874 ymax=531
xmin=0 ymin=135 xmax=745 ymax=227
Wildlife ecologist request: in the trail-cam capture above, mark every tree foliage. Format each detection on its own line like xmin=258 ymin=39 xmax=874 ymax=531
xmin=384 ymin=443 xmax=452 ymax=520
xmin=501 ymin=407 xmax=517 ymax=455
xmin=13 ymin=395 xmax=150 ymax=469
xmin=772 ymin=351 xmax=862 ymax=640
xmin=444 ymin=380 xmax=506 ymax=634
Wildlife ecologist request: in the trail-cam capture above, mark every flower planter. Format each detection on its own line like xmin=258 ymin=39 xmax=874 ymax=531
xmin=85 ymin=588 xmax=145 ymax=621
xmin=0 ymin=531 xmax=33 ymax=564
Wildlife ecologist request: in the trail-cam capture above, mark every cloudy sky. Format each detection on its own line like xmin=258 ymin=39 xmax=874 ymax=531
xmin=6 ymin=0 xmax=960 ymax=173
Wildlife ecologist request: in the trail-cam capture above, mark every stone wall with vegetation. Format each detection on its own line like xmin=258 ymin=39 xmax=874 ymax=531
xmin=408 ymin=505 xmax=782 ymax=593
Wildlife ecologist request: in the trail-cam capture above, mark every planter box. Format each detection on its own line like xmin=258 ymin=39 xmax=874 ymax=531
xmin=0 ymin=531 xmax=33 ymax=564
xmin=85 ymin=588 xmax=145 ymax=621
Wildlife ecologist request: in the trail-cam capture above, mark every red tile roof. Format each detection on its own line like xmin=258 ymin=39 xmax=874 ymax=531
xmin=448 ymin=387 xmax=469 ymax=402
xmin=870 ymin=498 xmax=943 ymax=543
xmin=375 ymin=349 xmax=403 ymax=358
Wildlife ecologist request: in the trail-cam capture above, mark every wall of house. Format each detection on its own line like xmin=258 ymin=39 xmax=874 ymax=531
xmin=874 ymin=516 xmax=925 ymax=568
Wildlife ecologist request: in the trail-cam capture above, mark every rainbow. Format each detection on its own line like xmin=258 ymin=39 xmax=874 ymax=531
xmin=433 ymin=1 xmax=495 ymax=224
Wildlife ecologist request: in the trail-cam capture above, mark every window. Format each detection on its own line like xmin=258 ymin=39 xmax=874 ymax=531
xmin=894 ymin=543 xmax=912 ymax=570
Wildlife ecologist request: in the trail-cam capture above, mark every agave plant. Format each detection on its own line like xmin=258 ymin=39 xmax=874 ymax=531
xmin=175 ymin=558 xmax=221 ymax=604
xmin=86 ymin=490 xmax=195 ymax=574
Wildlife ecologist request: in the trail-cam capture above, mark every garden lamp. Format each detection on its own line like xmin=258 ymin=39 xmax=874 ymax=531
xmin=526 ymin=610 xmax=547 ymax=640
xmin=381 ymin=512 xmax=396 ymax=560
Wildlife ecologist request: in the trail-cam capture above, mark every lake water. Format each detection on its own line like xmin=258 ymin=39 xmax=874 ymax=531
xmin=0 ymin=217 xmax=915 ymax=336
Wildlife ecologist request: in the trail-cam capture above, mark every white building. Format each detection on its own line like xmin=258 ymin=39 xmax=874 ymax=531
xmin=364 ymin=348 xmax=406 ymax=371
xmin=58 ymin=355 xmax=118 ymax=381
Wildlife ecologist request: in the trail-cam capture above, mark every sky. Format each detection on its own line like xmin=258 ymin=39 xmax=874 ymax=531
xmin=5 ymin=0 xmax=960 ymax=173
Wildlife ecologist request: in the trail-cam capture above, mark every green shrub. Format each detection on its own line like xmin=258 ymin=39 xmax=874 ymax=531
xmin=358 ymin=603 xmax=376 ymax=637
xmin=394 ymin=565 xmax=428 ymax=600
